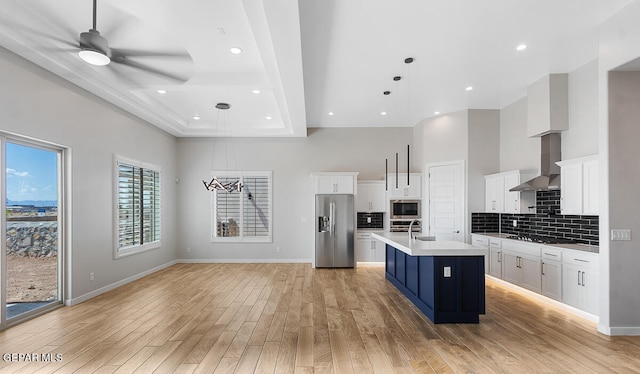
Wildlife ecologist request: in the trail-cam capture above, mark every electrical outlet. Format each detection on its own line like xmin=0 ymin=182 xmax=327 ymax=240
xmin=186 ymin=247 xmax=191 ymax=253
xmin=513 ymin=219 xmax=517 ymax=227
xmin=443 ymin=267 xmax=451 ymax=278
xmin=89 ymin=272 xmax=94 ymax=281
xmin=276 ymin=247 xmax=281 ymax=252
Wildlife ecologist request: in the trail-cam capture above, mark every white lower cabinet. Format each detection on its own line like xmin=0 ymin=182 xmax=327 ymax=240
xmin=471 ymin=234 xmax=490 ymax=274
xmin=501 ymin=242 xmax=542 ymax=293
xmin=356 ymin=232 xmax=384 ymax=262
xmin=472 ymin=234 xmax=599 ymax=316
xmin=541 ymin=247 xmax=563 ymax=301
xmin=562 ymin=252 xmax=599 ymax=315
xmin=489 ymin=239 xmax=502 ymax=278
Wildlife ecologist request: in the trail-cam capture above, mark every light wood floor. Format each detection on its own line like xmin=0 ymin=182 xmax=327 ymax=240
xmin=1 ymin=263 xmax=640 ymax=373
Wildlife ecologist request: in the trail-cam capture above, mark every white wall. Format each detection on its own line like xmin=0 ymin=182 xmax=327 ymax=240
xmin=564 ymin=59 xmax=599 ymax=160
xmin=0 ymin=47 xmax=179 ymax=303
xmin=176 ymin=127 xmax=412 ymax=261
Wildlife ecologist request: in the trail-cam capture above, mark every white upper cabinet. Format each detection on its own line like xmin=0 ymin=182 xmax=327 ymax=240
xmin=387 ymin=173 xmax=421 ymax=199
xmin=311 ymin=172 xmax=358 ymax=194
xmin=356 ymin=181 xmax=387 ymax=212
xmin=557 ymin=155 xmax=599 ymax=215
xmin=527 ymin=74 xmax=569 ymax=137
xmin=485 ymin=175 xmax=504 ymax=213
xmin=485 ymin=170 xmax=537 ymax=214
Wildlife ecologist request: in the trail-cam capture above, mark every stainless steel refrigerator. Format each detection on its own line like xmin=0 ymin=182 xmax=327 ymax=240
xmin=315 ymin=194 xmax=355 ymax=268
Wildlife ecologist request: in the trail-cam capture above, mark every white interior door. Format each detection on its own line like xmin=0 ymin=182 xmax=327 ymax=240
xmin=427 ymin=161 xmax=464 ymax=241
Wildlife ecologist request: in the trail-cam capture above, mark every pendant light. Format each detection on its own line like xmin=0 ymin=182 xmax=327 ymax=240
xmin=384 ymin=57 xmax=414 ymax=191
xmin=202 ymin=102 xmax=243 ymax=192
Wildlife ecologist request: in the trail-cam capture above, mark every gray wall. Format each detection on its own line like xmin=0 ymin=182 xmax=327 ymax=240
xmin=499 ymin=97 xmax=540 ymax=172
xmin=413 ymin=109 xmax=500 ymax=239
xmin=0 ymin=47 xmax=179 ymax=303
xmin=565 ymin=59 xmax=599 ymax=159
xmin=176 ymin=127 xmax=413 ymax=262
xmin=606 ymin=70 xmax=640 ymax=332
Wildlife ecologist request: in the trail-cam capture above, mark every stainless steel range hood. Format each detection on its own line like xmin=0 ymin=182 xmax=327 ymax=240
xmin=509 ymin=133 xmax=561 ymax=191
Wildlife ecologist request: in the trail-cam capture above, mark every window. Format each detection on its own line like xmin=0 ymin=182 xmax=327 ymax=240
xmin=212 ymin=171 xmax=272 ymax=242
xmin=115 ymin=156 xmax=161 ymax=258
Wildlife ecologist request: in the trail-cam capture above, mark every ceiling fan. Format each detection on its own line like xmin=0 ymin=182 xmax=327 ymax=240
xmin=73 ymin=0 xmax=192 ymax=82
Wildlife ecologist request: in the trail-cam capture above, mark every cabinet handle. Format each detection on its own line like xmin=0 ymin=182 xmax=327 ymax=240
xmin=543 ymin=252 xmax=557 ymax=257
xmin=582 ymin=271 xmax=586 ymax=287
xmin=541 ymin=261 xmax=545 ymax=276
xmin=574 ymin=258 xmax=589 ymax=263
xmin=578 ymin=270 xmax=581 ymax=286
xmin=498 ymin=251 xmax=501 ymax=263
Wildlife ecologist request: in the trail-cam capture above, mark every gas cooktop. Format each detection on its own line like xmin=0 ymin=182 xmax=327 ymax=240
xmin=506 ymin=234 xmax=576 ymax=245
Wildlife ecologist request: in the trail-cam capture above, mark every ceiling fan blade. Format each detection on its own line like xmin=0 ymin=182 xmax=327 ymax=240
xmin=112 ymin=48 xmax=192 ymax=60
xmin=0 ymin=4 xmax=78 ymax=49
xmin=112 ymin=57 xmax=191 ymax=84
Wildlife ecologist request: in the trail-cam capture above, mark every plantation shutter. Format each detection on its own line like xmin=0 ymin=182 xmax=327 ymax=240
xmin=117 ymin=160 xmax=161 ymax=249
xmin=212 ymin=172 xmax=272 ymax=242
xmin=118 ymin=163 xmax=140 ymax=249
xmin=215 ymin=176 xmax=242 ymax=237
xmin=243 ymin=176 xmax=270 ymax=238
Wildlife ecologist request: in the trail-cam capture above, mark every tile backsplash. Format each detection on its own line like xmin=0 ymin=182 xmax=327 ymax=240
xmin=471 ymin=190 xmax=599 ymax=246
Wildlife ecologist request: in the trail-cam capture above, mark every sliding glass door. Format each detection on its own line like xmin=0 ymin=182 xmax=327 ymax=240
xmin=1 ymin=136 xmax=64 ymax=326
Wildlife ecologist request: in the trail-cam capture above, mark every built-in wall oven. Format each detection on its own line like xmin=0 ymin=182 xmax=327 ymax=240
xmin=390 ymin=200 xmax=421 ymax=220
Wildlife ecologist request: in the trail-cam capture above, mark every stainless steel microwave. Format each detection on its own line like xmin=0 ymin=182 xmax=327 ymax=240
xmin=390 ymin=200 xmax=421 ymax=219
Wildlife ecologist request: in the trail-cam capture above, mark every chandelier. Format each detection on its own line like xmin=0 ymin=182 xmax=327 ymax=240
xmin=202 ymin=102 xmax=243 ymax=192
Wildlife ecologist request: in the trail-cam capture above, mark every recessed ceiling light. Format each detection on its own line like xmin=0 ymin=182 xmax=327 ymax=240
xmin=466 ymin=86 xmax=474 ymax=91
xmin=157 ymin=89 xmax=167 ymax=94
xmin=381 ymin=111 xmax=387 ymax=116
xmin=265 ymin=116 xmax=273 ymax=120
xmin=192 ymin=115 xmax=201 ymax=120
xmin=434 ymin=111 xmax=440 ymax=115
xmin=252 ymin=89 xmax=261 ymax=94
xmin=230 ymin=47 xmax=243 ymax=54
xmin=328 ymin=112 xmax=334 ymax=116
xmin=516 ymin=44 xmax=528 ymax=51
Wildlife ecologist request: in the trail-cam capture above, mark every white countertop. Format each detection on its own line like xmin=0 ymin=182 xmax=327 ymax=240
xmin=372 ymin=232 xmax=488 ymax=257
xmin=471 ymin=232 xmax=599 ymax=254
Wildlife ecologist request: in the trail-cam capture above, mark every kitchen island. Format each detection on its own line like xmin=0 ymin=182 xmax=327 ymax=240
xmin=372 ymin=232 xmax=488 ymax=324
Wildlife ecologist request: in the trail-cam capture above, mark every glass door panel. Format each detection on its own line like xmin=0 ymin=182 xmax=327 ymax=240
xmin=3 ymin=141 xmax=62 ymax=322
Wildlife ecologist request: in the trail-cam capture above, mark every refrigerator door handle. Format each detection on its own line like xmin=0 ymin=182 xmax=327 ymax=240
xmin=329 ymin=202 xmax=336 ymax=237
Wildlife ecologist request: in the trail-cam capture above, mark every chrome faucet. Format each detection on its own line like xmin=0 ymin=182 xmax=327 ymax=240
xmin=408 ymin=220 xmax=419 ymax=240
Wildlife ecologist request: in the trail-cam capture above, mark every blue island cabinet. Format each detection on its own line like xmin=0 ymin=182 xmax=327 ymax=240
xmin=385 ymin=244 xmax=485 ymax=323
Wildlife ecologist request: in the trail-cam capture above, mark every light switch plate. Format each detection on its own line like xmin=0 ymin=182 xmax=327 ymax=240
xmin=444 ymin=266 xmax=451 ymax=277
xmin=611 ymin=229 xmax=631 ymax=241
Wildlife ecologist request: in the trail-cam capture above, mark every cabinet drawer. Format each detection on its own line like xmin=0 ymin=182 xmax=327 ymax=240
xmin=541 ymin=246 xmax=563 ymax=261
xmin=563 ymin=250 xmax=599 ymax=267
xmin=472 ymin=235 xmax=489 ymax=247
xmin=357 ymin=232 xmax=372 ymax=240
xmin=489 ymin=239 xmax=502 ymax=248
xmin=501 ymin=241 xmax=541 ymax=257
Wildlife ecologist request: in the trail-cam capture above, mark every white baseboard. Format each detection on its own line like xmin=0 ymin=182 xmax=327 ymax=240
xmin=598 ymin=325 xmax=640 ymax=336
xmin=177 ymin=258 xmax=312 ymax=264
xmin=65 ymin=260 xmax=178 ymax=306
xmin=486 ymin=275 xmax=599 ymax=323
